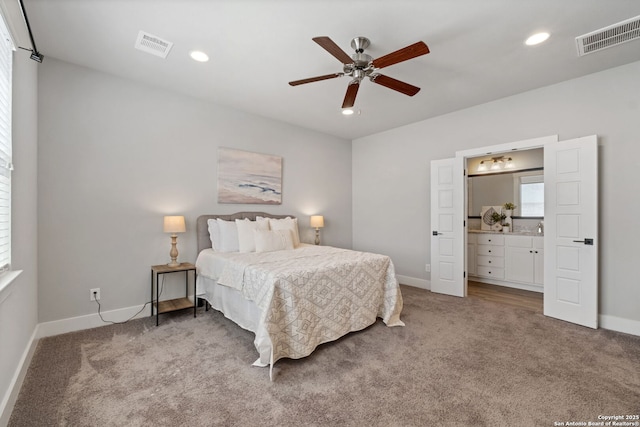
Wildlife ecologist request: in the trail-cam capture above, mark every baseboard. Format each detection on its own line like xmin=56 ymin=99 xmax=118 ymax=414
xmin=397 ymin=275 xmax=430 ymax=290
xmin=37 ymin=303 xmax=151 ymax=339
xmin=0 ymin=328 xmax=38 ymax=427
xmin=599 ymin=314 xmax=640 ymax=337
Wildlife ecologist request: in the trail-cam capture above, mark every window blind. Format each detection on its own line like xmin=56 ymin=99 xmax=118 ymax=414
xmin=0 ymin=15 xmax=12 ymax=273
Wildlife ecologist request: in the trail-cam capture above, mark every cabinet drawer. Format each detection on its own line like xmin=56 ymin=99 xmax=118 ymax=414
xmin=476 ymin=266 xmax=505 ymax=279
xmin=477 ymin=234 xmax=504 ymax=246
xmin=477 ymin=255 xmax=504 ymax=268
xmin=477 ymin=245 xmax=504 ymax=256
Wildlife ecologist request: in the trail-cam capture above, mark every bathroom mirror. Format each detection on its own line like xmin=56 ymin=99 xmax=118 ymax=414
xmin=468 ymin=170 xmax=544 ymax=218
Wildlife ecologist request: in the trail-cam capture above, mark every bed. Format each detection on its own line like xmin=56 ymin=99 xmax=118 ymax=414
xmin=195 ymin=212 xmax=404 ymax=378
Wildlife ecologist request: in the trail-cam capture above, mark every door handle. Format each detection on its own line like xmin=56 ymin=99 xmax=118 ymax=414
xmin=572 ymin=238 xmax=594 ymax=245
xmin=432 ymin=231 xmax=443 ymax=236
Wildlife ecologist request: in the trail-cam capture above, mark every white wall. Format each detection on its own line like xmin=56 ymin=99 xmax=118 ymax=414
xmin=37 ymin=58 xmax=351 ymax=323
xmin=0 ymin=50 xmax=39 ymax=424
xmin=353 ymin=60 xmax=640 ymax=328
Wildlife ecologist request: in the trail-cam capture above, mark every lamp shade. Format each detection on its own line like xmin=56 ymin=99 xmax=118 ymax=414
xmin=310 ymin=215 xmax=324 ymax=228
xmin=163 ymin=215 xmax=186 ymax=233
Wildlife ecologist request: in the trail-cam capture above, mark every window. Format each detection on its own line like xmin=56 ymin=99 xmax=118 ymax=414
xmin=518 ymin=175 xmax=544 ymax=217
xmin=0 ymin=15 xmax=12 ymax=272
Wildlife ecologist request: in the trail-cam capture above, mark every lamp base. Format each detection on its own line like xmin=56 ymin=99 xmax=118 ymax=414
xmin=168 ymin=234 xmax=180 ymax=267
xmin=314 ymin=228 xmax=320 ymax=245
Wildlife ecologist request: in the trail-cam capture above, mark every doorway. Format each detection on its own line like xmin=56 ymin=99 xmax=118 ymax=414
xmin=466 ymin=147 xmax=545 ymax=296
xmin=430 ymin=134 xmax=599 ymax=329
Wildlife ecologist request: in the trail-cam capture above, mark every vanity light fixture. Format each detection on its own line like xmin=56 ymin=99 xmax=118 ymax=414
xmin=476 ymin=156 xmax=515 ymax=172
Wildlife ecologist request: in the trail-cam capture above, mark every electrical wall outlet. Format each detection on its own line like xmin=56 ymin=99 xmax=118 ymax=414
xmin=425 ymin=264 xmax=431 ymax=272
xmin=90 ymin=288 xmax=101 ymax=301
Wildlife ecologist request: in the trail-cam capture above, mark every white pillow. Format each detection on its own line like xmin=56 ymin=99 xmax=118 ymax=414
xmin=235 ymin=218 xmax=270 ymax=252
xmin=216 ymin=219 xmax=239 ymax=252
xmin=207 ymin=219 xmax=220 ymax=250
xmin=254 ymin=229 xmax=294 ymax=252
xmin=268 ymin=217 xmax=300 ymax=247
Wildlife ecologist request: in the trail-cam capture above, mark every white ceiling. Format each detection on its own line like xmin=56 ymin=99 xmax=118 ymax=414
xmin=21 ymin=0 xmax=640 ymax=140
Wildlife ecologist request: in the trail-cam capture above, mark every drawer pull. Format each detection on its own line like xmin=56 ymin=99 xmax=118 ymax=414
xmin=488 ymin=250 xmax=492 ymax=253
xmin=488 ymin=261 xmax=492 ymax=263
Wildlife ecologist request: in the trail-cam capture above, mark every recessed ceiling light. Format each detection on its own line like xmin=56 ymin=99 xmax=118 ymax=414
xmin=190 ymin=50 xmax=209 ymax=62
xmin=525 ymin=32 xmax=550 ymax=46
xmin=342 ymin=109 xmax=354 ymax=115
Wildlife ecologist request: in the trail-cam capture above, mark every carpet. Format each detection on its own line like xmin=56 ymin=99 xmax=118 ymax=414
xmin=8 ymin=286 xmax=640 ymax=426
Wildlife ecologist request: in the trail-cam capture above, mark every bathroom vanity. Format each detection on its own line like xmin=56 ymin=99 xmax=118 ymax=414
xmin=468 ymin=231 xmax=544 ymax=293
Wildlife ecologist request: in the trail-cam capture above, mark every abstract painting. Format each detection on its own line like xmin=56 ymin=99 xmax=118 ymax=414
xmin=217 ymin=147 xmax=282 ymax=204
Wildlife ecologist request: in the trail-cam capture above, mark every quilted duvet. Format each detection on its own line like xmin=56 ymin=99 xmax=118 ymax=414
xmin=205 ymin=245 xmax=404 ymax=365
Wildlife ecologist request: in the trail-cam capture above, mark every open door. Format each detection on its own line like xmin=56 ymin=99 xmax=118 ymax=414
xmin=430 ymin=158 xmax=465 ymax=297
xmin=544 ymin=135 xmax=598 ymax=328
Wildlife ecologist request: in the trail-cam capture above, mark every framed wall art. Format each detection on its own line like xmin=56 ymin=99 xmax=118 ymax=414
xmin=217 ymin=147 xmax=282 ymax=204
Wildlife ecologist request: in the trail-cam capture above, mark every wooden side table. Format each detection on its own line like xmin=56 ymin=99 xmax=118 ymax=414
xmin=151 ymin=262 xmax=197 ymax=326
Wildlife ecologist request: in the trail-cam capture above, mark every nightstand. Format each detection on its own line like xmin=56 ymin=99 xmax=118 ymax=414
xmin=150 ymin=262 xmax=197 ymax=326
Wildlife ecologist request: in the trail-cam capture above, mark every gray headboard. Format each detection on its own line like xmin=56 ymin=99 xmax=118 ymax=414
xmin=196 ymin=212 xmax=294 ymax=254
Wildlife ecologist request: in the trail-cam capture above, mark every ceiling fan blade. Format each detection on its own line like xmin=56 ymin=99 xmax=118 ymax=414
xmin=370 ymin=74 xmax=421 ymax=96
xmin=312 ymin=36 xmax=353 ymax=64
xmin=289 ymin=73 xmax=343 ymax=86
xmin=372 ymin=41 xmax=430 ymax=69
xmin=342 ymin=81 xmax=360 ymax=108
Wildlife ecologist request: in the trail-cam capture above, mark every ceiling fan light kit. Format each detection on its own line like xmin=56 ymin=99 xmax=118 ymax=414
xmin=289 ymin=36 xmax=430 ymax=109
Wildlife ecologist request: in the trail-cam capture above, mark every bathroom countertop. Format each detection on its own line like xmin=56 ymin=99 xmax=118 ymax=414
xmin=469 ymin=229 xmax=543 ymax=236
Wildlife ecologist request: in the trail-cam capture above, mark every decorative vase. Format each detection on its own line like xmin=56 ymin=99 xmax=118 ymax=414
xmin=503 ymin=225 xmax=510 ymax=233
xmin=504 ymin=209 xmax=513 ymax=232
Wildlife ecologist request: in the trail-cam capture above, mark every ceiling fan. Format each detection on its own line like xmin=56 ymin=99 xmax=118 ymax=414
xmin=289 ymin=36 xmax=430 ymax=109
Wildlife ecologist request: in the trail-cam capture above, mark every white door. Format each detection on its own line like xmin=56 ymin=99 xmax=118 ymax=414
xmin=544 ymin=135 xmax=598 ymax=328
xmin=430 ymin=158 xmax=465 ymax=297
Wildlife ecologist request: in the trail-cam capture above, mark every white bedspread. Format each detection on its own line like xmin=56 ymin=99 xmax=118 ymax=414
xmin=196 ymin=245 xmax=404 ymax=365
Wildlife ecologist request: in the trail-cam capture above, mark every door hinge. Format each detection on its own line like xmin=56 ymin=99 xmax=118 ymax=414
xmin=464 ymin=271 xmax=466 ymax=278
xmin=463 ymin=220 xmax=466 ymax=227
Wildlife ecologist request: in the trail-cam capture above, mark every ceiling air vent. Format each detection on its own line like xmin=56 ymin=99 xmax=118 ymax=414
xmin=134 ymin=31 xmax=173 ymax=59
xmin=576 ymin=15 xmax=640 ymax=56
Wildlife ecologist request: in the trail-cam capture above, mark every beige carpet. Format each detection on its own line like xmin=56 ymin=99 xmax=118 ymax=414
xmin=9 ymin=286 xmax=640 ymax=426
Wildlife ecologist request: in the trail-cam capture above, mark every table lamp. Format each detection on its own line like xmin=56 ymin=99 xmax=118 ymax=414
xmin=310 ymin=215 xmax=324 ymax=245
xmin=163 ymin=215 xmax=186 ymax=267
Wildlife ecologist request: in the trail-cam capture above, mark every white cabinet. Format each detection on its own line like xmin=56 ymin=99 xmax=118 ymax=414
xmin=468 ymin=232 xmax=543 ymax=292
xmin=533 ymin=238 xmax=544 ymax=286
xmin=505 ymin=247 xmax=535 ymax=283
xmin=505 ymin=235 xmax=543 ymax=289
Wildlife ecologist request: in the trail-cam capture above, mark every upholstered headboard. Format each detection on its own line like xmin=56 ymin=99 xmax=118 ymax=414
xmin=196 ymin=212 xmax=294 ymax=254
